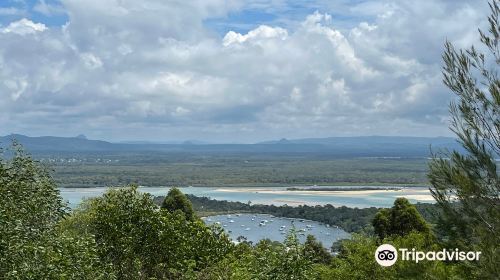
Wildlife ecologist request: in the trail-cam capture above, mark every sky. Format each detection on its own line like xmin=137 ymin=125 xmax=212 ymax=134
xmin=0 ymin=0 xmax=491 ymax=143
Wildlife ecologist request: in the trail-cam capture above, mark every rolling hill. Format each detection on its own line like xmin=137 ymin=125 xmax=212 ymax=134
xmin=0 ymin=134 xmax=461 ymax=157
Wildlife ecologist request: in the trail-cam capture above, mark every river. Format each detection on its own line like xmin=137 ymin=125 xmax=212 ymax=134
xmin=59 ymin=185 xmax=434 ymax=208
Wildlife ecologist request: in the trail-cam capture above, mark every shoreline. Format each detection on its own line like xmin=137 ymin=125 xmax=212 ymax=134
xmin=58 ymin=183 xmax=431 ymax=188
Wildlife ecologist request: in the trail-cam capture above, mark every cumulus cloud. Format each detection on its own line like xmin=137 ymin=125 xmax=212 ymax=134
xmin=223 ymin=25 xmax=288 ymax=46
xmin=1 ymin=18 xmax=47 ymax=35
xmin=0 ymin=0 xmax=490 ymax=142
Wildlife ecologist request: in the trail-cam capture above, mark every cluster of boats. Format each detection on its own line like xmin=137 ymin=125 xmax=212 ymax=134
xmin=206 ymin=214 xmax=337 ymax=236
xmin=202 ymin=214 xmax=350 ymax=247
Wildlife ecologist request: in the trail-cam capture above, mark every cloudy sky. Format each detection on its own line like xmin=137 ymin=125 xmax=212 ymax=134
xmin=0 ymin=0 xmax=490 ymax=143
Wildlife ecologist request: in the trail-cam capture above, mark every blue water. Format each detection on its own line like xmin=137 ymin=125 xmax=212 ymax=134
xmin=59 ymin=186 xmax=431 ymax=246
xmin=59 ymin=186 xmax=433 ymax=209
xmin=203 ymin=214 xmax=350 ymax=248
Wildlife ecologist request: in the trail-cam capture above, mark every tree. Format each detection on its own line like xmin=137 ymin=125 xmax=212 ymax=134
xmin=198 ymin=230 xmax=317 ymax=280
xmin=303 ymin=235 xmax=332 ymax=264
xmin=325 ymin=233 xmax=457 ymax=280
xmin=65 ymin=186 xmax=232 ymax=279
xmin=372 ymin=198 xmax=430 ymax=239
xmin=372 ymin=209 xmax=391 ymax=239
xmin=428 ymin=1 xmax=499 ymax=277
xmin=0 ymin=143 xmax=113 ymax=279
xmin=162 ymin=187 xmax=196 ymax=221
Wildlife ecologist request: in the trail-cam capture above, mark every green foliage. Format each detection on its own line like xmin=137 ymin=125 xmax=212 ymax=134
xmin=0 ymin=143 xmax=65 ymax=242
xmin=161 ymin=187 xmax=196 ymax=221
xmin=173 ymin=195 xmax=385 ymax=233
xmin=199 ymin=229 xmax=317 ymax=280
xmin=4 ymin=230 xmax=116 ymax=280
xmin=429 ymin=1 xmax=500 ymax=278
xmin=303 ymin=235 xmax=332 ymax=264
xmin=185 ymin=194 xmax=441 ymax=236
xmin=65 ymin=186 xmax=233 ymax=279
xmin=372 ymin=198 xmax=431 ymax=239
xmin=323 ymin=233 xmax=459 ymax=280
xmin=0 ymin=144 xmax=114 ymax=279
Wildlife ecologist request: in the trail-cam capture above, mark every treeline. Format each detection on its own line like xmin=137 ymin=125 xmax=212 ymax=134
xmin=154 ymin=195 xmax=441 ymax=233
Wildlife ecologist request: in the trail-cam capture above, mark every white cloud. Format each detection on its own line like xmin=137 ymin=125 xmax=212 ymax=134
xmin=1 ymin=18 xmax=47 ymax=35
xmin=223 ymin=25 xmax=288 ymax=46
xmin=4 ymin=78 xmax=28 ymax=101
xmin=80 ymin=53 xmax=103 ymax=69
xmin=0 ymin=0 xmax=490 ymax=141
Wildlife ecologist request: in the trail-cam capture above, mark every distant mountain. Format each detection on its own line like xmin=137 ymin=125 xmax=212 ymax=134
xmin=258 ymin=136 xmax=462 ymax=155
xmin=0 ymin=134 xmax=462 ymax=157
xmin=259 ymin=136 xmax=457 ymax=146
xmin=0 ymin=134 xmax=115 ymax=152
xmin=119 ymin=139 xmax=210 ymax=145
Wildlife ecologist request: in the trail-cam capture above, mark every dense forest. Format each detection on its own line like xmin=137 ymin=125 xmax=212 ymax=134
xmin=47 ymin=154 xmax=430 ymax=188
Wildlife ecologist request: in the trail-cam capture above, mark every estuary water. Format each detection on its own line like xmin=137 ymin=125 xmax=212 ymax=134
xmin=59 ymin=185 xmax=434 ymax=209
xmin=59 ymin=186 xmax=432 ymax=246
xmin=202 ymin=214 xmax=350 ymax=247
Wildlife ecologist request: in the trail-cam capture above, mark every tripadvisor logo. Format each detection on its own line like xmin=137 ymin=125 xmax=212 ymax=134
xmin=375 ymin=244 xmax=398 ymax=266
xmin=375 ymin=244 xmax=481 ymax=267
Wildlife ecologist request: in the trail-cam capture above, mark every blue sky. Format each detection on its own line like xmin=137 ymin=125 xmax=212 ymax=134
xmin=1 ymin=0 xmax=372 ymax=34
xmin=0 ymin=0 xmax=491 ymax=142
xmin=0 ymin=0 xmax=67 ymax=26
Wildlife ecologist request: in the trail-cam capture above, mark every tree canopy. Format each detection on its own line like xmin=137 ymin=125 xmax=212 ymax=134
xmin=0 ymin=144 xmax=114 ymax=279
xmin=428 ymin=1 xmax=500 ymax=277
xmin=161 ymin=187 xmax=196 ymax=221
xmin=372 ymin=198 xmax=430 ymax=239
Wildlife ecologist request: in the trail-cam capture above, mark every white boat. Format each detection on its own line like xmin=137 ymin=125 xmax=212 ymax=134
xmin=229 ymin=220 xmax=234 ymax=223
xmin=245 ymin=228 xmax=251 ymax=231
